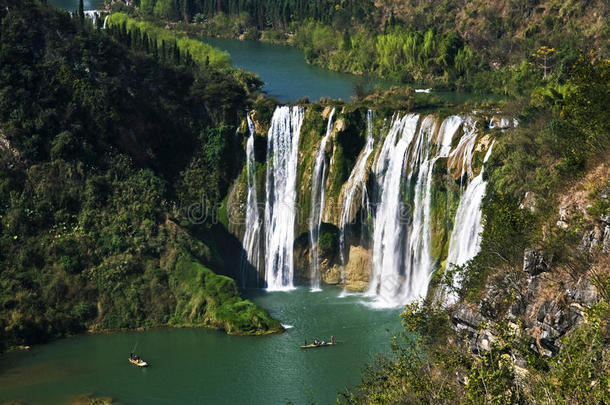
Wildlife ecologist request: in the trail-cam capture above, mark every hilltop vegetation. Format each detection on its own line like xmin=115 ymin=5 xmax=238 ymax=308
xmin=0 ymin=0 xmax=280 ymax=351
xmin=120 ymin=0 xmax=608 ymax=93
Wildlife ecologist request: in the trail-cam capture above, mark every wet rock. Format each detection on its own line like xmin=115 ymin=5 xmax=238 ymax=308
xmin=322 ymin=265 xmax=341 ymax=285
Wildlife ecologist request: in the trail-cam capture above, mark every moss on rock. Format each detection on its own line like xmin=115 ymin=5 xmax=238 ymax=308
xmin=169 ymin=253 xmax=282 ymax=335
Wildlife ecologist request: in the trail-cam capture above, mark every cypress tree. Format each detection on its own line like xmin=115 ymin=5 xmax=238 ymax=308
xmin=78 ymin=0 xmax=85 ymax=25
xmin=173 ymin=41 xmax=180 ymax=65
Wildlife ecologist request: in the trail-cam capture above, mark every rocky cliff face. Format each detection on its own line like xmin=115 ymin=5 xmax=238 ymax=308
xmin=450 ymin=162 xmax=609 ymax=358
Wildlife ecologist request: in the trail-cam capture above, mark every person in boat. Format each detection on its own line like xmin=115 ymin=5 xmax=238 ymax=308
xmin=321 ymin=340 xmax=326 ymax=345
xmin=314 ymin=339 xmax=319 ymax=346
xmin=331 ymin=336 xmax=334 ymax=344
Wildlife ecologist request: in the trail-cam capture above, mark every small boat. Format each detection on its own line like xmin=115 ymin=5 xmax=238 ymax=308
xmin=300 ymin=342 xmax=336 ymax=349
xmin=128 ymin=357 xmax=148 ymax=367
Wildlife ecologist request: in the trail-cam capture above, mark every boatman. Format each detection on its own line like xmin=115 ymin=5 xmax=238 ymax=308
xmin=331 ymin=336 xmax=334 ymax=344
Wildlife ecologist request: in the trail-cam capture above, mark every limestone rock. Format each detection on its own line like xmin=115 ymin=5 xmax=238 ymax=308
xmin=322 ymin=265 xmax=342 ymax=285
xmin=523 ymin=248 xmax=548 ymax=276
xmin=343 ymin=245 xmax=371 ymax=291
xmin=581 ymin=225 xmax=604 ymax=252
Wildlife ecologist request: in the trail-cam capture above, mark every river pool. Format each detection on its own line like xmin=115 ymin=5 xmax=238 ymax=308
xmin=0 ymin=288 xmax=401 ymax=404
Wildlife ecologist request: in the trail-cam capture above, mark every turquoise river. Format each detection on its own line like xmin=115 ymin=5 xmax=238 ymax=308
xmin=0 ymin=288 xmax=401 ymax=404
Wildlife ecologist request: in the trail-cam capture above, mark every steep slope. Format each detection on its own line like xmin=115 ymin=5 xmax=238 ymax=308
xmin=0 ymin=0 xmax=280 ymax=352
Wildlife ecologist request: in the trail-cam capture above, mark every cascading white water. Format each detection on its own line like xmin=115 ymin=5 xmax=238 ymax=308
xmin=367 ymin=115 xmax=468 ymax=307
xmin=240 ymin=113 xmax=261 ymax=287
xmin=264 ymin=106 xmax=305 ymax=291
xmin=309 ymin=108 xmax=336 ymax=290
xmin=399 ymin=116 xmax=438 ymax=304
xmin=367 ymin=114 xmax=420 ymax=306
xmin=448 ymin=117 xmax=478 ymax=185
xmin=83 ymin=10 xmax=100 ymax=23
xmin=103 ymin=15 xmax=109 ymax=29
xmin=338 ymin=110 xmax=375 ymax=282
xmin=444 ymin=139 xmax=496 ymax=304
xmin=399 ymin=116 xmax=465 ymax=304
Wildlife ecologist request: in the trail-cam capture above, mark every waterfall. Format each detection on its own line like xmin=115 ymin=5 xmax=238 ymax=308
xmin=103 ymin=15 xmax=109 ymax=29
xmin=399 ymin=116 xmax=465 ymax=304
xmin=240 ymin=113 xmax=262 ymax=287
xmin=368 ymin=115 xmax=467 ymax=307
xmin=444 ymin=139 xmax=496 ymax=304
xmin=367 ymin=114 xmax=420 ymax=306
xmin=399 ymin=116 xmax=438 ymax=304
xmin=83 ymin=10 xmax=100 ymax=23
xmin=338 ymin=110 xmax=375 ymax=283
xmin=309 ymin=108 xmax=336 ymax=290
xmin=448 ymin=117 xmax=478 ymax=185
xmin=264 ymin=106 xmax=305 ymax=291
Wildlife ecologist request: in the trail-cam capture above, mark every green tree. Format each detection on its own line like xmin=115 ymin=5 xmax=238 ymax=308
xmin=154 ymin=0 xmax=178 ymax=20
xmin=140 ymin=0 xmax=156 ymax=17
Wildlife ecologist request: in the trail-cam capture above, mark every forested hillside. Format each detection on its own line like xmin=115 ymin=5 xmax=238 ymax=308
xmin=121 ymin=0 xmax=608 ymax=92
xmin=0 ymin=0 xmax=280 ymax=351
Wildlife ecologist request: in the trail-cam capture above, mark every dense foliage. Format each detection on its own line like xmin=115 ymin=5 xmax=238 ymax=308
xmin=126 ymin=0 xmax=608 ymax=93
xmin=340 ymin=301 xmax=609 ymax=404
xmin=0 ymin=0 xmax=279 ymax=351
xmin=459 ymin=52 xmax=610 ymax=300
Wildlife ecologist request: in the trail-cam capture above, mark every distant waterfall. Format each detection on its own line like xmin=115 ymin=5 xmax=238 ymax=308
xmin=241 ymin=113 xmax=262 ymax=287
xmin=338 ymin=110 xmax=375 ymax=282
xmin=444 ymin=139 xmax=496 ymax=304
xmin=309 ymin=108 xmax=336 ymax=290
xmin=264 ymin=106 xmax=305 ymax=290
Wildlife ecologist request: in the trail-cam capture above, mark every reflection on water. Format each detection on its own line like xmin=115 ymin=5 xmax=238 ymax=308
xmin=203 ymin=37 xmax=392 ymax=103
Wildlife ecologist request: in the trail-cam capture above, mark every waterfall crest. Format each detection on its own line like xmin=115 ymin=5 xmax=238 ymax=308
xmin=264 ymin=106 xmax=304 ymax=290
xmin=309 ymin=108 xmax=336 ymax=290
xmin=241 ymin=113 xmax=262 ymax=287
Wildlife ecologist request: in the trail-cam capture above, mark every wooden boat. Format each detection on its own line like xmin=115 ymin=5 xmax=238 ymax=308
xmin=128 ymin=357 xmax=148 ymax=367
xmin=300 ymin=342 xmax=336 ymax=349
